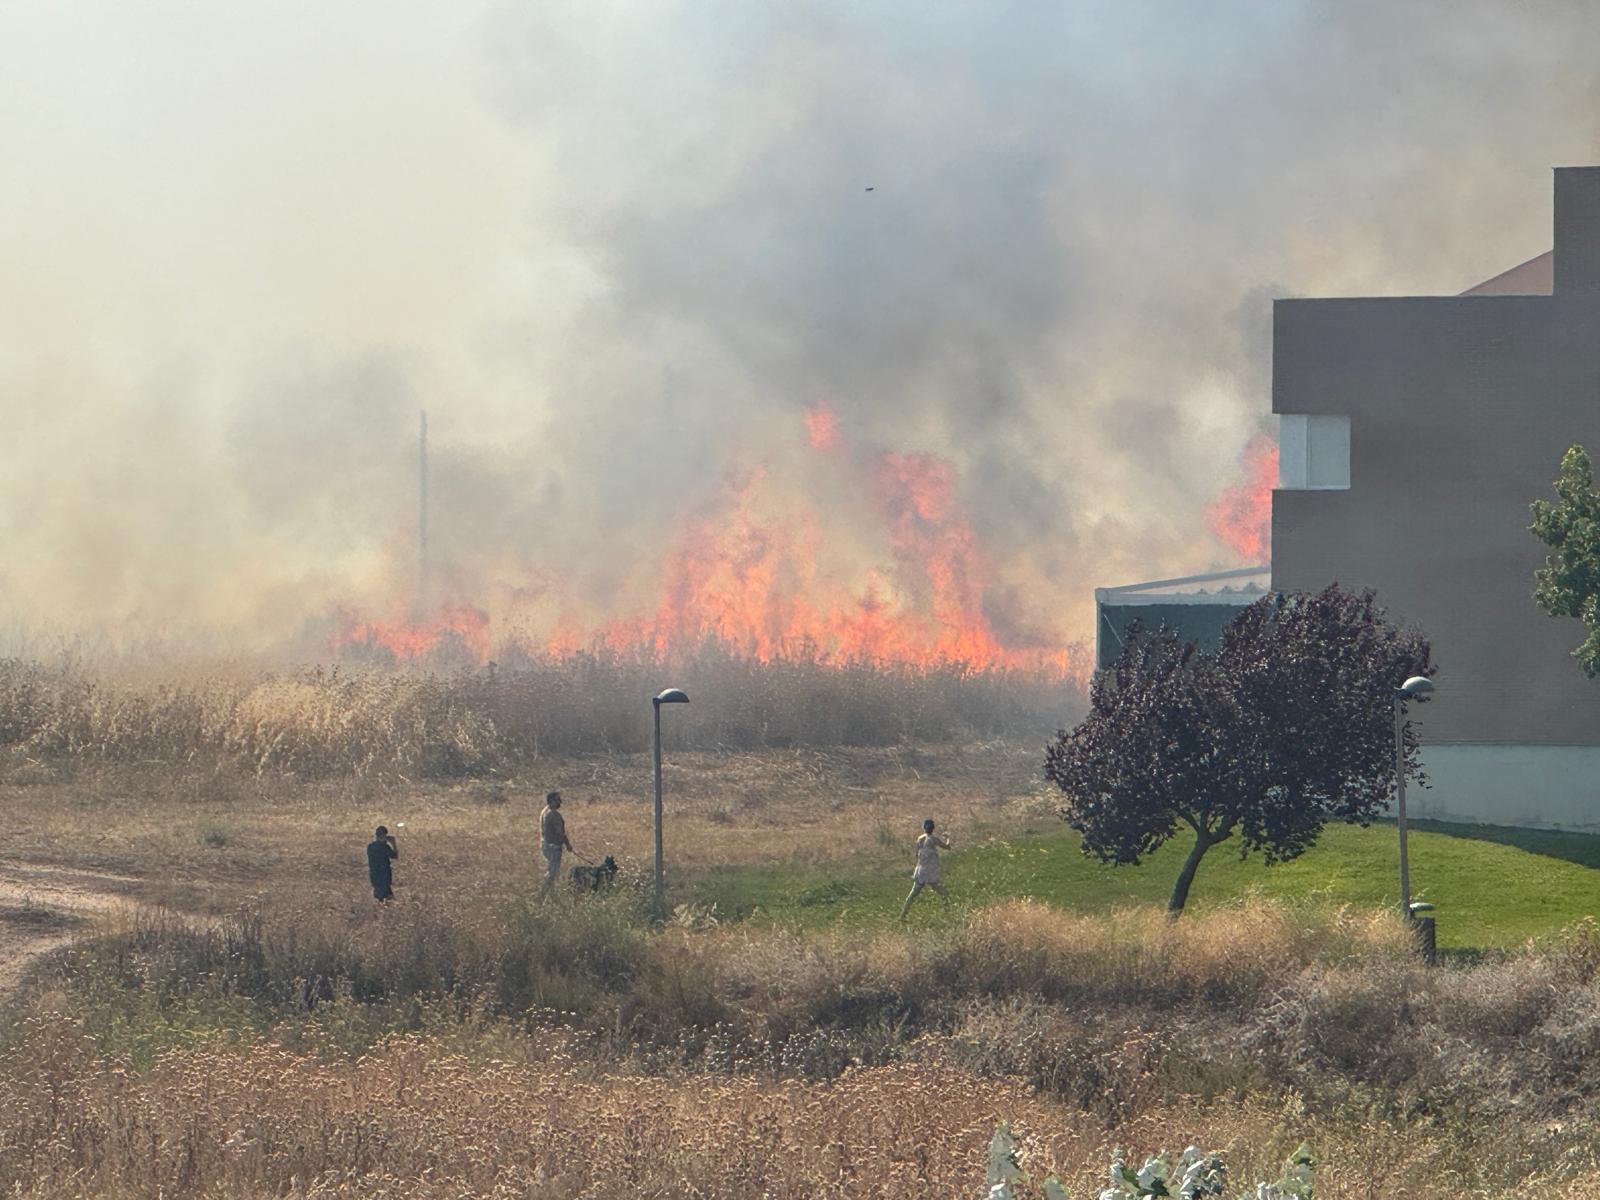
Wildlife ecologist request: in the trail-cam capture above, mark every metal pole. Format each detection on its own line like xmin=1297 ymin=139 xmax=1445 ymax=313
xmin=418 ymin=410 xmax=429 ymax=611
xmin=653 ymin=699 xmax=665 ymax=918
xmin=1395 ymin=693 xmax=1411 ymax=918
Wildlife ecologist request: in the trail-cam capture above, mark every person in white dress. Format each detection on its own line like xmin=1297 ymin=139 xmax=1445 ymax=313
xmin=899 ymin=818 xmax=952 ymax=920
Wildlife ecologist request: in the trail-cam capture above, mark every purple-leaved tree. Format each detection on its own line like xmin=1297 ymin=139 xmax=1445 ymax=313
xmin=1045 ymin=585 xmax=1432 ymax=915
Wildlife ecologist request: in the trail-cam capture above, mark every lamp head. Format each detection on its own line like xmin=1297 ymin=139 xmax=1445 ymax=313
xmin=653 ymin=687 xmax=690 ymax=706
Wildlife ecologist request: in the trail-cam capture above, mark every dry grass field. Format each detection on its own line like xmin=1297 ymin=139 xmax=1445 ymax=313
xmin=7 ymin=889 xmax=1600 ymax=1196
xmin=0 ymin=741 xmax=1049 ymax=920
xmin=12 ymin=1029 xmax=1583 ymax=1199
xmin=0 ymin=652 xmax=1067 ymax=943
xmin=5 ymin=662 xmax=1600 ymax=1196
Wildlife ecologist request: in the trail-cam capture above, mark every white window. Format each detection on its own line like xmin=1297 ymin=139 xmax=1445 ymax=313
xmin=1278 ymin=414 xmax=1350 ymax=490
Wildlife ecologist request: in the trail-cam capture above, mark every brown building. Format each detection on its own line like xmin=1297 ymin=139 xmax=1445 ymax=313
xmin=1272 ymin=167 xmax=1600 ymax=829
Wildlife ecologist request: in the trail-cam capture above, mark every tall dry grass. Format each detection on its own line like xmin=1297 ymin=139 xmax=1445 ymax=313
xmin=41 ymin=893 xmax=1417 ymax=1068
xmin=9 ymin=894 xmax=1600 ymax=1195
xmin=41 ymin=886 xmax=1571 ymax=1134
xmin=939 ymin=897 xmax=1409 ymax=1008
xmin=7 ymin=1016 xmax=1595 ymax=1199
xmin=0 ymin=645 xmax=1086 ymax=781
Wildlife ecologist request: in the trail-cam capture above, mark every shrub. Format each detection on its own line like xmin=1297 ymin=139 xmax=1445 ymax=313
xmin=496 ymin=889 xmax=650 ymax=1014
xmin=927 ymin=897 xmax=1410 ymax=1012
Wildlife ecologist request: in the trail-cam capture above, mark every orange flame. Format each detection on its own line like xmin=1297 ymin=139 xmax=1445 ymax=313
xmin=573 ymin=439 xmax=1081 ymax=673
xmin=1207 ymin=432 xmax=1277 ymax=561
xmin=333 ymin=603 xmax=490 ymax=662
xmin=804 ymin=402 xmax=842 ymax=452
xmin=333 ymin=408 xmax=1091 ymax=679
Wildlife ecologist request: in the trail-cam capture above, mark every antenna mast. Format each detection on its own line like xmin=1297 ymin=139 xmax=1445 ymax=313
xmin=418 ymin=410 xmax=429 ymax=612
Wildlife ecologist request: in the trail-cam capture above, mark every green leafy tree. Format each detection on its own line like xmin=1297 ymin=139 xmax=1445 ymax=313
xmin=1045 ymin=585 xmax=1431 ymax=915
xmin=1530 ymin=444 xmax=1600 ymax=676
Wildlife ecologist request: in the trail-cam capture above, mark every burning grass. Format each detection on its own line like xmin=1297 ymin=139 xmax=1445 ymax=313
xmin=332 ymin=407 xmax=1095 ymax=684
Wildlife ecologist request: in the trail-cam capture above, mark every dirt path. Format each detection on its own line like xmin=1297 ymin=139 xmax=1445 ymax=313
xmin=0 ymin=860 xmax=145 ymax=994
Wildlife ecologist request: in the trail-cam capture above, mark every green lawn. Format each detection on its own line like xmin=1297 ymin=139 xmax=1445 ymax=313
xmin=692 ymin=819 xmax=1600 ymax=948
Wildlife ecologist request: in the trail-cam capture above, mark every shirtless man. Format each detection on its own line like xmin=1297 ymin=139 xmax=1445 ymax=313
xmin=899 ymin=818 xmax=952 ymax=920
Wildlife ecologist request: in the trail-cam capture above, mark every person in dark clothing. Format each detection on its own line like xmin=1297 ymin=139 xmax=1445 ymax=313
xmin=367 ymin=825 xmax=399 ymax=901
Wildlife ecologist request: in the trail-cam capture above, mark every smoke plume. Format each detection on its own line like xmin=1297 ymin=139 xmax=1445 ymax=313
xmin=1 ymin=1 xmax=1597 ymax=662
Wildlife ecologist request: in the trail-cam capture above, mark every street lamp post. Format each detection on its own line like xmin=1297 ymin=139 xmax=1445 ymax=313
xmin=652 ymin=687 xmax=690 ymax=919
xmin=1393 ymin=675 xmax=1435 ymax=919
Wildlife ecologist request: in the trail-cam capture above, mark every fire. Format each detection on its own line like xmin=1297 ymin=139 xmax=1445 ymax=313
xmin=803 ymin=402 xmax=842 ymax=452
xmin=566 ymin=418 xmax=1085 ymax=672
xmin=1207 ymin=432 xmax=1277 ymax=561
xmin=334 ymin=603 xmax=490 ymax=663
xmin=333 ymin=408 xmax=1091 ymax=679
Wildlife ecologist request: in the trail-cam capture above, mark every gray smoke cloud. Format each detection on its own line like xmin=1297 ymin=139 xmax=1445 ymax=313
xmin=1 ymin=0 xmax=1597 ymax=659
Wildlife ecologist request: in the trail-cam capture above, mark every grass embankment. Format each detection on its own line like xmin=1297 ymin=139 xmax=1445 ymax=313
xmin=11 ymin=894 xmax=1600 ymax=1195
xmin=698 ymin=819 xmax=1600 ymax=948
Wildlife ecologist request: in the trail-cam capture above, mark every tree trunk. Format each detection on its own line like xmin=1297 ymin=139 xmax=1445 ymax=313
xmin=1167 ymin=831 xmax=1213 ymax=917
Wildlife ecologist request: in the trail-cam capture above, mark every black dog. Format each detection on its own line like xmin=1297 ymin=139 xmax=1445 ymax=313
xmin=569 ymin=855 xmax=619 ymax=892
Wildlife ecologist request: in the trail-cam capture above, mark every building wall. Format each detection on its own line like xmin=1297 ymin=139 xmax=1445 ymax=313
xmin=1273 ymin=167 xmax=1600 ymax=760
xmin=1273 ymin=169 xmax=1600 ymax=752
xmin=1096 ymin=601 xmax=1248 ymax=669
xmin=1413 ymin=745 xmax=1600 ymax=831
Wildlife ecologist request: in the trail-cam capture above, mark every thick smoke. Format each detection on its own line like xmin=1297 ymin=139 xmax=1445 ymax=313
xmin=1 ymin=0 xmax=1598 ymax=659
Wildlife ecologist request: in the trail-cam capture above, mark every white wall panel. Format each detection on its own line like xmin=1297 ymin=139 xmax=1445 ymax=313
xmin=1402 ymin=745 xmax=1600 ymax=831
xmin=1277 ymin=414 xmax=1349 ymax=490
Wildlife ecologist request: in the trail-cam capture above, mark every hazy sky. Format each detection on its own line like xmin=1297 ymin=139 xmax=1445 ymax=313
xmin=2 ymin=1 xmax=1597 ymax=656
